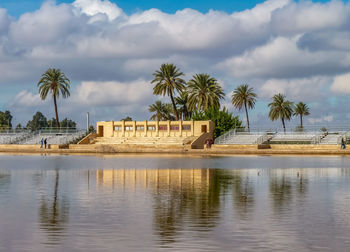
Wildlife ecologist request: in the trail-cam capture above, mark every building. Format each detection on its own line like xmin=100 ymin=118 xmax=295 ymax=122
xmin=93 ymin=120 xmax=215 ymax=148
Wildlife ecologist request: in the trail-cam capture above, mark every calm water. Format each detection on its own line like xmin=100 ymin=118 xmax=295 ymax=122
xmin=1 ymin=154 xmax=350 ymax=252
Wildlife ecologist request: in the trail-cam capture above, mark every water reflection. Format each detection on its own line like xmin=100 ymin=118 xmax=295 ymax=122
xmin=1 ymin=155 xmax=350 ymax=251
xmin=39 ymin=169 xmax=69 ymax=245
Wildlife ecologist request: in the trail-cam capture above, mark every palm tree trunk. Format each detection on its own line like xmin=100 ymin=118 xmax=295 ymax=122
xmin=169 ymin=92 xmax=179 ymax=121
xmin=282 ymin=118 xmax=286 ymax=133
xmin=244 ymin=102 xmax=250 ymax=132
xmin=53 ymin=94 xmax=60 ymax=128
xmin=300 ymin=115 xmax=303 ymax=128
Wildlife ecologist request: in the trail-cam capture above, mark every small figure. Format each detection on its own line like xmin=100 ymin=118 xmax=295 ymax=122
xmin=44 ymin=138 xmax=47 ymax=149
xmin=341 ymin=137 xmax=346 ymax=149
xmin=40 ymin=138 xmax=44 ymax=148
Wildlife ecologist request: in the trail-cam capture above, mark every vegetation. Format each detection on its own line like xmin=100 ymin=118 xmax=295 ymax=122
xmin=88 ymin=125 xmax=95 ymax=133
xmin=26 ymin=111 xmax=48 ymax=131
xmin=187 ymin=74 xmax=224 ymax=112
xmin=148 ymin=101 xmax=175 ymax=121
xmin=151 ymin=64 xmax=186 ymax=121
xmin=37 ymin=68 xmax=71 ymax=128
xmin=294 ymin=102 xmax=310 ymax=128
xmin=192 ymin=107 xmax=243 ymax=138
xmin=175 ymin=91 xmax=191 ymax=120
xmin=268 ymin=94 xmax=294 ymax=133
xmin=121 ymin=116 xmax=132 ymax=121
xmin=231 ymin=84 xmax=257 ymax=132
xmin=0 ymin=110 xmax=12 ymax=128
xmin=60 ymin=118 xmax=77 ymax=129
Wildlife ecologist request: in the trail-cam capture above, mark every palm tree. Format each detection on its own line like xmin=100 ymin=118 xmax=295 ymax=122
xmin=37 ymin=68 xmax=70 ymax=128
xmin=175 ymin=91 xmax=191 ymax=120
xmin=187 ymin=74 xmax=225 ymax=112
xmin=294 ymin=102 xmax=310 ymax=128
xmin=151 ymin=64 xmax=186 ymax=121
xmin=148 ymin=101 xmax=175 ymax=121
xmin=231 ymin=84 xmax=257 ymax=132
xmin=268 ymin=94 xmax=294 ymax=133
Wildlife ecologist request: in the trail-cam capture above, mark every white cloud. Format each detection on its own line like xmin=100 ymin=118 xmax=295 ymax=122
xmin=260 ymin=76 xmax=330 ymax=101
xmin=72 ymin=0 xmax=124 ymax=22
xmin=308 ymin=115 xmax=334 ymax=124
xmin=73 ymin=79 xmax=153 ymax=106
xmin=9 ymin=90 xmax=44 ymax=107
xmin=330 ymin=73 xmax=350 ymax=94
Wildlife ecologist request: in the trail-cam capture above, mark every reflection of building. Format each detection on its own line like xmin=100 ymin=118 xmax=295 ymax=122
xmin=94 ymin=120 xmax=214 ymax=148
xmin=96 ymin=169 xmax=210 ymax=191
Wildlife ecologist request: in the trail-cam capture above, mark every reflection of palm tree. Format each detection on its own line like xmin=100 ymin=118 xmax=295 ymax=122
xmin=0 ymin=173 xmax=11 ymax=191
xmin=39 ymin=169 xmax=69 ymax=243
xmin=152 ymin=169 xmax=235 ymax=244
xmin=269 ymin=174 xmax=292 ymax=212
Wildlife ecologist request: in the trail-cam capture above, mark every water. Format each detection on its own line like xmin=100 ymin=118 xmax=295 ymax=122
xmin=1 ymin=154 xmax=350 ymax=252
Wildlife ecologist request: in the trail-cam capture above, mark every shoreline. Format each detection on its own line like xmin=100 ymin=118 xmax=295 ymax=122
xmin=0 ymin=144 xmax=349 ymax=156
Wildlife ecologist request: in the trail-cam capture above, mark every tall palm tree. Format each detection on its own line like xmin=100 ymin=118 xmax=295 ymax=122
xmin=175 ymin=91 xmax=191 ymax=120
xmin=294 ymin=102 xmax=310 ymax=128
xmin=151 ymin=64 xmax=186 ymax=121
xmin=268 ymin=94 xmax=294 ymax=133
xmin=231 ymin=84 xmax=257 ymax=132
xmin=148 ymin=101 xmax=175 ymax=121
xmin=37 ymin=68 xmax=70 ymax=128
xmin=187 ymin=74 xmax=225 ymax=112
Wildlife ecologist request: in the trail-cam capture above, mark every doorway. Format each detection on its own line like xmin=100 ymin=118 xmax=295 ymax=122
xmin=201 ymin=125 xmax=207 ymax=133
xmin=98 ymin=126 xmax=104 ymax=137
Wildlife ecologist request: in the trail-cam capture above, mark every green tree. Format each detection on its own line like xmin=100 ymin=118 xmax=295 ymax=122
xmin=37 ymin=68 xmax=71 ymax=128
xmin=0 ymin=110 xmax=13 ymax=128
xmin=121 ymin=116 xmax=132 ymax=121
xmin=16 ymin=123 xmax=23 ymax=130
xmin=60 ymin=118 xmax=77 ymax=129
xmin=148 ymin=101 xmax=175 ymax=121
xmin=187 ymin=74 xmax=225 ymax=112
xmin=88 ymin=125 xmax=95 ymax=133
xmin=231 ymin=84 xmax=257 ymax=132
xmin=192 ymin=107 xmax=243 ymax=138
xmin=151 ymin=64 xmax=186 ymax=121
xmin=175 ymin=91 xmax=191 ymax=120
xmin=26 ymin=111 xmax=48 ymax=131
xmin=48 ymin=118 xmax=57 ymax=128
xmin=268 ymin=94 xmax=294 ymax=133
xmin=294 ymin=102 xmax=310 ymax=128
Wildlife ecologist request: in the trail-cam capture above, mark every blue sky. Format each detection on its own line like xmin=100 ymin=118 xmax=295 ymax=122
xmin=1 ymin=0 xmax=344 ymax=17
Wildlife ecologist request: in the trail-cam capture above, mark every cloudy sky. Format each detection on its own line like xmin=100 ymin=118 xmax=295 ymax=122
xmin=0 ymin=0 xmax=350 ymax=129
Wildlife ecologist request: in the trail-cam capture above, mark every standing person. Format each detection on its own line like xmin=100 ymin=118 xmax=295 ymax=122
xmin=341 ymin=137 xmax=346 ymax=149
xmin=44 ymin=138 xmax=47 ymax=149
xmin=40 ymin=138 xmax=44 ymax=148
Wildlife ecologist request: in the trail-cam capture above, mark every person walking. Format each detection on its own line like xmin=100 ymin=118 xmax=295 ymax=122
xmin=40 ymin=138 xmax=44 ymax=148
xmin=341 ymin=137 xmax=346 ymax=149
xmin=44 ymin=138 xmax=47 ymax=149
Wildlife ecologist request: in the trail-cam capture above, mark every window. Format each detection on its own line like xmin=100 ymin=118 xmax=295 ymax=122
xmin=125 ymin=126 xmax=133 ymax=131
xmin=136 ymin=126 xmax=144 ymax=131
xmin=182 ymin=125 xmax=191 ymax=131
xmin=114 ymin=125 xmax=122 ymax=131
xmin=159 ymin=125 xmax=167 ymax=131
xmin=147 ymin=126 xmax=156 ymax=131
xmin=170 ymin=125 xmax=179 ymax=131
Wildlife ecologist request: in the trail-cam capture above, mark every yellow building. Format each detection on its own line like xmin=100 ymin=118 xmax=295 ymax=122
xmin=93 ymin=120 xmax=214 ymax=148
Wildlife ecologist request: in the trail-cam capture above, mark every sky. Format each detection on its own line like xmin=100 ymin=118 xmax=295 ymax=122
xmin=0 ymin=0 xmax=350 ymax=129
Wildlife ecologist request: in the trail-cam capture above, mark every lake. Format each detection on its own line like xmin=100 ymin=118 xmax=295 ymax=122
xmin=0 ymin=154 xmax=350 ymax=251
